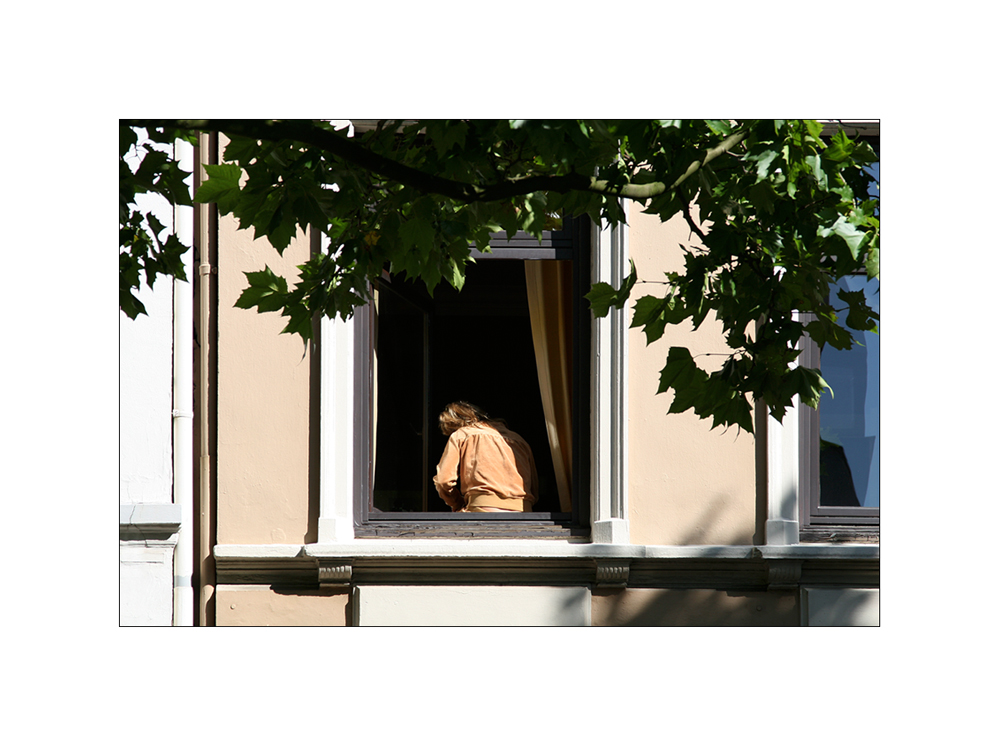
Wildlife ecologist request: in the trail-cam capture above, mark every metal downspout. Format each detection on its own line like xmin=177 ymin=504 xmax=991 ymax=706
xmin=197 ymin=132 xmax=216 ymax=625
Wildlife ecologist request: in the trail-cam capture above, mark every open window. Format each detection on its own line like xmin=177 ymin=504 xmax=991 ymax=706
xmin=356 ymin=217 xmax=592 ymax=537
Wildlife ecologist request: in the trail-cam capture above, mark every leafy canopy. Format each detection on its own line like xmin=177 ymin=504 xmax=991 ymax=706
xmin=120 ymin=119 xmax=879 ymax=433
xmin=120 ymin=126 xmax=198 ymax=318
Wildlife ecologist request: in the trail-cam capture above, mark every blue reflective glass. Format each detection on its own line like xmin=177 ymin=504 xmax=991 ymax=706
xmin=818 ymin=276 xmax=879 ymax=507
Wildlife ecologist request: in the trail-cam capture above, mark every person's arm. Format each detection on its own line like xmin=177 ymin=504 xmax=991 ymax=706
xmin=433 ymin=433 xmax=465 ymax=511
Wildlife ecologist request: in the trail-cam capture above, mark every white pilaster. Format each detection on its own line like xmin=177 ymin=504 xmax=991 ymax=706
xmin=319 ymin=308 xmax=366 ymax=542
xmin=590 ymin=212 xmax=630 ymax=544
xmin=766 ymin=399 xmax=800 ymax=545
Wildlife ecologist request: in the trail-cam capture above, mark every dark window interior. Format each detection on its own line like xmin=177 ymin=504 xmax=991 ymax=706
xmin=373 ymin=260 xmax=560 ymax=514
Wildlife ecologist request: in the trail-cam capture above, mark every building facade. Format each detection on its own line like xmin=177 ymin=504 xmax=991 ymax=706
xmin=120 ymin=123 xmax=879 ymax=627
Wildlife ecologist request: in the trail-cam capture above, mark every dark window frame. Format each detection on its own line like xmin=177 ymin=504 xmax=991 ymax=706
xmin=354 ymin=217 xmax=592 ymax=539
xmin=797 ymin=307 xmax=880 ymax=542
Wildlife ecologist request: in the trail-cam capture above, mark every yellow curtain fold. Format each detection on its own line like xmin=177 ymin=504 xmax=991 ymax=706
xmin=524 ymin=260 xmax=573 ymax=512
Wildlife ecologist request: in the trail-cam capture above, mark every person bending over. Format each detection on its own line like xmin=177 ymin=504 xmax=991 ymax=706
xmin=433 ymin=401 xmax=539 ymax=512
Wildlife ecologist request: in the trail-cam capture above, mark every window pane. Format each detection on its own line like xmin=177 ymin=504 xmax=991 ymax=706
xmin=819 ymin=276 xmax=879 ymax=508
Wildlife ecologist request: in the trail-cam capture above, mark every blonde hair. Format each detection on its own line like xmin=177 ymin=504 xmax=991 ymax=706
xmin=438 ymin=401 xmax=492 ymax=436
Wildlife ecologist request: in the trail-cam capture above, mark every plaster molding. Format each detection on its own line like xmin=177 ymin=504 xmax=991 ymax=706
xmin=594 ymin=560 xmax=630 ymax=589
xmin=767 ymin=560 xmax=802 ymax=590
xmin=119 ymin=504 xmax=182 ymax=542
xmin=214 ymin=542 xmax=878 ymax=589
xmin=318 ymin=560 xmax=353 ymax=588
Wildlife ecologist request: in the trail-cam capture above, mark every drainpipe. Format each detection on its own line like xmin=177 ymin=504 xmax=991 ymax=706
xmin=199 ymin=254 xmax=213 ymax=624
xmin=172 ymin=138 xmax=195 ymax=626
xmin=197 ymin=132 xmax=216 ymax=625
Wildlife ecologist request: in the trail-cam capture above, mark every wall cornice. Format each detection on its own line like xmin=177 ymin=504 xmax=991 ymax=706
xmin=119 ymin=503 xmax=182 ymax=542
xmin=213 ymin=542 xmax=878 ymax=590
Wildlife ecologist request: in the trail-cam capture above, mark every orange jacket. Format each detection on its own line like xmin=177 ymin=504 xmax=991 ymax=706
xmin=433 ymin=421 xmax=539 ymax=511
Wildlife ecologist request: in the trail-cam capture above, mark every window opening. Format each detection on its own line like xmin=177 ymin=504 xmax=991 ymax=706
xmin=372 ymin=260 xmax=563 ymax=514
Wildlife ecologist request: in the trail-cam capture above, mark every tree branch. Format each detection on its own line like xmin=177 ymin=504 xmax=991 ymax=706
xmin=125 ymin=118 xmax=481 ymax=201
xmin=682 ymin=202 xmax=708 ymax=243
xmin=125 ymin=119 xmax=746 ymax=207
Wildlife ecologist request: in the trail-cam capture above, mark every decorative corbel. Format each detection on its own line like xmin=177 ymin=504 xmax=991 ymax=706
xmin=594 ymin=560 xmax=630 ymax=589
xmin=766 ymin=560 xmax=802 ymax=590
xmin=318 ymin=560 xmax=353 ymax=589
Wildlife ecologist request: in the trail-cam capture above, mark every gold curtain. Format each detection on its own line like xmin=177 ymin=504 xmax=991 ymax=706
xmin=525 ymin=260 xmax=573 ymax=512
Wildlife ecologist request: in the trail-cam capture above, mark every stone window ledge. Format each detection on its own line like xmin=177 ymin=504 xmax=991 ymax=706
xmin=120 ymin=503 xmax=182 ymax=541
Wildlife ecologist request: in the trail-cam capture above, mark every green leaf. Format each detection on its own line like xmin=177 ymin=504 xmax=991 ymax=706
xmin=748 ymin=181 xmax=776 ymax=214
xmin=803 ymin=318 xmax=854 ymax=351
xmin=657 ymin=347 xmax=706 ymax=395
xmin=399 ymin=215 xmax=436 ymax=261
xmin=280 ymin=302 xmax=314 ymax=340
xmin=747 ymin=148 xmax=781 ymax=182
xmin=194 ymin=163 xmax=243 ymax=213
xmin=820 ymin=216 xmax=867 ymax=259
xmin=630 ymin=294 xmax=683 ymax=345
xmin=851 ymin=139 xmax=879 ymax=165
xmin=120 ymin=126 xmax=138 ymax=157
xmin=865 ymin=244 xmax=879 ymax=279
xmin=585 ymin=282 xmax=617 ymax=318
xmin=838 ymin=289 xmax=878 ymax=332
xmin=235 ymin=267 xmax=289 ymax=313
xmin=586 ymin=260 xmax=637 ymax=318
xmin=705 ymin=120 xmax=732 ymax=136
xmin=433 ymin=121 xmax=469 ymax=158
xmin=793 ymin=366 xmax=832 ymax=409
xmin=804 ymin=154 xmax=828 ymax=191
xmin=145 ymin=213 xmax=167 ymax=242
xmin=630 ymin=295 xmax=669 ymax=329
xmin=824 ymin=130 xmax=855 ymax=162
xmin=443 ymin=257 xmax=466 ymax=292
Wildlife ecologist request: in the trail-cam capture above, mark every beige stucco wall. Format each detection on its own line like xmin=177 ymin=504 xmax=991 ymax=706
xmin=217 ymin=587 xmax=798 ymax=627
xmin=625 ymin=203 xmax=757 ymax=546
xmin=215 ymin=204 xmax=760 ymax=548
xmin=216 ymin=219 xmax=315 ymax=545
xmin=217 ymin=586 xmax=350 ymax=626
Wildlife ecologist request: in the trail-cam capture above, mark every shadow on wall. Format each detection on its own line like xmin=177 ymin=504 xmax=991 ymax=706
xmin=677 ymin=493 xmax=757 ymax=547
xmin=592 ymin=588 xmax=799 ymax=627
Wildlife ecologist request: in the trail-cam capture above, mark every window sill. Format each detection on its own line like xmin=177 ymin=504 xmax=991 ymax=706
xmin=355 ymin=516 xmax=587 ymax=540
xmin=799 ymin=526 xmax=879 ymax=544
xmin=216 ymin=540 xmax=879 ymax=561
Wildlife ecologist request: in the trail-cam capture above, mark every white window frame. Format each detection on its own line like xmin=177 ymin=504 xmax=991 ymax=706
xmin=317 ymin=215 xmax=629 ymax=545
